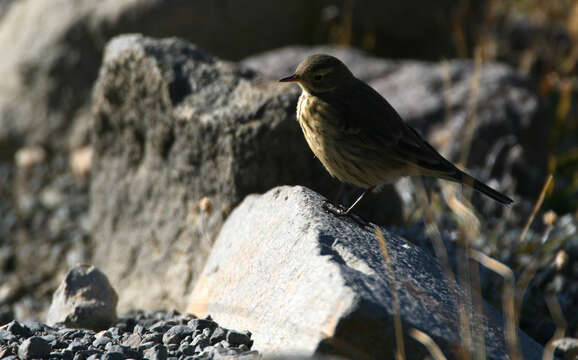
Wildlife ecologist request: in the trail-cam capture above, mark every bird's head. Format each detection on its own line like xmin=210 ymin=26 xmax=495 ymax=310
xmin=279 ymin=54 xmax=354 ymax=94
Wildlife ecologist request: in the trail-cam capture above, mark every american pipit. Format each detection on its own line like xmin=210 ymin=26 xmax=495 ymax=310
xmin=279 ymin=54 xmax=513 ymax=215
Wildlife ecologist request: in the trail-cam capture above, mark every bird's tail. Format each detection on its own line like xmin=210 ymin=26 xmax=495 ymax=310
xmin=454 ymin=171 xmax=514 ymax=206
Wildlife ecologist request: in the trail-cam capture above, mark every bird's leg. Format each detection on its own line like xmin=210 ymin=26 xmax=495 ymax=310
xmin=341 ymin=188 xmax=371 ymax=215
xmin=322 ymin=187 xmax=372 ymax=227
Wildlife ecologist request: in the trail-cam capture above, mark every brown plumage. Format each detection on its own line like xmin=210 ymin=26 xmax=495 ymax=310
xmin=280 ymin=54 xmax=513 ymax=214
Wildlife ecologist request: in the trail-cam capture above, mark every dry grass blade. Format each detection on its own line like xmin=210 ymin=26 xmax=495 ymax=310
xmin=470 ymin=250 xmax=522 ymax=360
xmin=459 ymin=46 xmax=483 ymax=167
xmin=375 ymin=227 xmax=406 ymax=360
xmin=409 ymin=328 xmax=447 ymax=360
xmin=543 ymin=295 xmax=567 ymax=360
xmin=413 ymin=179 xmax=471 ymax=360
xmin=520 ymin=174 xmax=554 ymax=242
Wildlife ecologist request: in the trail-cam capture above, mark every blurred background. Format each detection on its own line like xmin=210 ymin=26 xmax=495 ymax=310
xmin=0 ymin=0 xmax=576 ymax=353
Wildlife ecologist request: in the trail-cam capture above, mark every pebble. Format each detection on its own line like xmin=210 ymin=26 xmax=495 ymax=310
xmin=209 ymin=327 xmax=227 ymax=345
xmin=0 ymin=310 xmax=257 ymax=359
xmin=7 ymin=320 xmax=32 ymax=338
xmin=18 ymin=336 xmax=51 ymax=359
xmin=226 ymin=330 xmax=251 ymax=346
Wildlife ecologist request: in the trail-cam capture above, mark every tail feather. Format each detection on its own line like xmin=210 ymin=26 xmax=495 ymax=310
xmin=456 ymin=171 xmax=514 ymax=206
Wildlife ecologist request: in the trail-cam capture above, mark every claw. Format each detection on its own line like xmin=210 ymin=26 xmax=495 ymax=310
xmin=321 ymin=200 xmax=370 ymax=228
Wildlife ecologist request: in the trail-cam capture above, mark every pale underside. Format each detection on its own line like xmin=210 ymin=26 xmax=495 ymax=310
xmin=297 ymin=91 xmax=424 ymax=189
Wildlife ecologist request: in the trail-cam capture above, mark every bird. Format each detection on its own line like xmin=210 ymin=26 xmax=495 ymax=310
xmin=279 ymin=54 xmax=513 ymax=215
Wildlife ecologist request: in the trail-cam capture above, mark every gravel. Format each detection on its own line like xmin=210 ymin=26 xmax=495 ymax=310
xmin=0 ymin=311 xmax=258 ymax=359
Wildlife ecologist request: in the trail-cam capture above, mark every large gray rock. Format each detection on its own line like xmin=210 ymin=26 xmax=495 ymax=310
xmin=89 ymin=35 xmax=345 ymax=312
xmin=46 ymin=264 xmax=118 ymax=331
xmin=188 ymin=185 xmax=544 ymax=360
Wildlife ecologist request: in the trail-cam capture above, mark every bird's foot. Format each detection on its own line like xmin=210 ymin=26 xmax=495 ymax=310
xmin=321 ymin=200 xmax=370 ymax=227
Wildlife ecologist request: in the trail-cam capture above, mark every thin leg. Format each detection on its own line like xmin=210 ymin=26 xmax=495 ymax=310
xmin=322 ymin=187 xmax=372 ymax=229
xmin=342 ymin=188 xmax=371 ymax=215
xmin=323 ymin=187 xmax=372 ymax=217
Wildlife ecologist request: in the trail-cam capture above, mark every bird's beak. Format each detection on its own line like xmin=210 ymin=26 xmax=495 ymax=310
xmin=279 ymin=74 xmax=300 ymax=82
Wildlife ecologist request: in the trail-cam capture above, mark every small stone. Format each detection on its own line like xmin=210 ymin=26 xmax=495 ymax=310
xmin=107 ymin=327 xmax=122 ymax=338
xmin=210 ymin=327 xmax=226 ymax=344
xmin=7 ymin=320 xmax=32 ymax=338
xmin=179 ymin=343 xmax=196 ymax=356
xmin=18 ymin=336 xmax=51 ymax=360
xmin=0 ymin=329 xmax=16 ymax=342
xmin=77 ymin=349 xmax=101 ymax=359
xmin=24 ymin=322 xmax=54 ymax=335
xmin=226 ymin=330 xmax=251 ymax=346
xmin=162 ymin=325 xmax=193 ymax=345
xmin=133 ymin=324 xmax=145 ymax=336
xmin=40 ymin=335 xmax=56 ymax=344
xmin=95 ymin=330 xmax=112 ymax=339
xmin=58 ymin=328 xmax=80 ymax=339
xmin=46 ymin=264 xmax=118 ymax=331
xmin=101 ymin=351 xmax=124 ymax=360
xmin=191 ymin=333 xmax=209 ymax=351
xmin=104 ymin=344 xmax=122 ymax=352
xmin=142 ymin=332 xmax=163 ymax=343
xmin=67 ymin=339 xmax=88 ymax=352
xmin=144 ymin=344 xmax=168 ymax=360
xmin=61 ymin=349 xmax=74 ymax=360
xmin=92 ymin=336 xmax=111 ymax=349
xmin=122 ymin=333 xmax=141 ymax=348
xmin=138 ymin=341 xmax=157 ymax=352
xmin=187 ymin=319 xmax=217 ymax=333
xmin=149 ymin=322 xmax=172 ymax=333
xmin=202 ymin=327 xmax=212 ymax=337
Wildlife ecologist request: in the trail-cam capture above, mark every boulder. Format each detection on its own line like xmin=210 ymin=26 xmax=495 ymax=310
xmin=89 ymin=35 xmax=346 ymax=312
xmin=46 ymin=264 xmax=118 ymax=331
xmin=188 ymin=185 xmax=544 ymax=360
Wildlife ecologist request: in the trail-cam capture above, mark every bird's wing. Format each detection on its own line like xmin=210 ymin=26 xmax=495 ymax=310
xmin=345 ymin=79 xmax=458 ymax=176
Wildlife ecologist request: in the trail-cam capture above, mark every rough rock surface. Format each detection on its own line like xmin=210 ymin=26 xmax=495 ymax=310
xmin=89 ymin=35 xmax=342 ymax=312
xmin=0 ymin=311 xmax=258 ymax=359
xmin=189 ymin=185 xmax=544 ymax=360
xmin=46 ymin=264 xmax=118 ymax=331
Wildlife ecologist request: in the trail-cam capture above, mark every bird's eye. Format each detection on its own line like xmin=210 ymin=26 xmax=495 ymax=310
xmin=314 ymin=74 xmax=323 ymax=81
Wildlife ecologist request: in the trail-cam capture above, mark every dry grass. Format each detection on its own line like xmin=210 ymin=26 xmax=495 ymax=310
xmin=375 ymin=227 xmax=406 ymax=360
xmin=520 ymin=174 xmax=554 ymax=242
xmin=409 ymin=328 xmax=447 ymax=360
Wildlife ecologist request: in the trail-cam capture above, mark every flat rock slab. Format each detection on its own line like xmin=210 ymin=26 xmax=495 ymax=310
xmin=188 ymin=185 xmax=543 ymax=359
